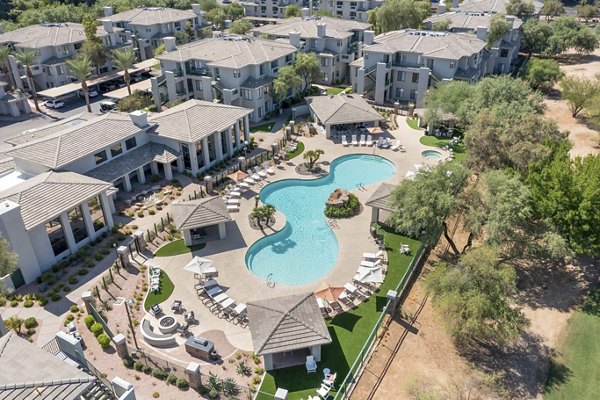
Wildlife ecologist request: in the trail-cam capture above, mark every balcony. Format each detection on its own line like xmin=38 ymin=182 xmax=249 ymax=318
xmin=392 ymin=60 xmax=422 ymax=69
xmin=186 ymin=66 xmax=210 ymax=76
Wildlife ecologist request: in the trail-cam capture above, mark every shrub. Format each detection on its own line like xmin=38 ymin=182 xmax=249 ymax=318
xmin=237 ymin=361 xmax=251 ymax=376
xmin=94 ymin=252 xmax=104 ymax=261
xmin=84 ymin=259 xmax=95 ymax=269
xmin=166 ymin=374 xmax=177 ymax=385
xmin=142 ymin=364 xmax=152 ymax=374
xmin=208 ymin=388 xmax=219 ymax=399
xmin=66 ymin=314 xmax=75 ymax=322
xmin=68 ymin=277 xmax=79 ymax=284
xmin=149 ymin=209 xmax=156 ymax=215
xmin=134 ymin=361 xmax=144 ymax=371
xmin=27 ymin=328 xmax=36 ymax=336
xmin=23 ymin=299 xmax=34 ymax=308
xmin=90 ymin=322 xmax=104 ymax=337
xmin=152 ymin=369 xmax=168 ymax=380
xmin=137 ymin=211 xmax=145 ymax=218
xmin=84 ymin=315 xmax=95 ymax=329
xmin=63 ymin=286 xmax=71 ymax=292
xmin=69 ymin=305 xmax=80 ymax=313
xmin=152 ymin=392 xmax=160 ymax=398
xmin=40 ymin=271 xmax=55 ymax=284
xmin=0 ymin=297 xmax=6 ymax=307
xmin=24 ymin=317 xmax=38 ymax=329
xmin=50 ymin=293 xmax=61 ymax=302
xmin=123 ymin=357 xmax=134 ymax=369
xmin=97 ymin=333 xmax=111 ymax=348
xmin=176 ymin=378 xmax=189 ymax=390
xmin=254 ymin=367 xmax=264 ymax=375
xmin=324 ymin=193 xmax=361 ymax=219
xmin=252 ymin=375 xmax=261 ymax=384
xmin=77 ymin=268 xmax=88 ymax=275
xmin=38 ymin=296 xmax=48 ymax=306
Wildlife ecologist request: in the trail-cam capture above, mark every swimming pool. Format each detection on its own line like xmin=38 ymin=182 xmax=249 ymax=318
xmin=421 ymin=150 xmax=443 ymax=160
xmin=245 ymin=154 xmax=396 ymax=285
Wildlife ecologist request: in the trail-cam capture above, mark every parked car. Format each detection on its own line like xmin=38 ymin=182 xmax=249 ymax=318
xmin=44 ymin=99 xmax=64 ymax=109
xmin=100 ymin=101 xmax=116 ymax=113
xmin=131 ymin=74 xmax=144 ymax=83
xmin=78 ymin=89 xmax=99 ymax=98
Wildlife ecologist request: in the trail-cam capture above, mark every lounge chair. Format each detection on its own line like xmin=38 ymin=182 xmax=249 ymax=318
xmin=316 ymin=297 xmax=329 ymax=318
xmin=366 ymin=135 xmax=373 ymax=146
xmin=229 ymin=191 xmax=242 ymax=197
xmin=226 ymin=204 xmax=239 ymax=212
xmin=359 ymin=134 xmax=366 ymax=146
xmin=262 ymin=162 xmax=275 ymax=174
xmin=351 ymin=135 xmax=358 ymax=146
xmin=205 ymin=286 xmax=223 ymax=297
xmin=363 ymin=250 xmax=384 ymax=260
xmin=341 ymin=135 xmax=349 ymax=146
xmin=247 ymin=169 xmax=261 ymax=181
xmin=391 ymin=140 xmax=401 ymax=151
xmin=322 ymin=372 xmax=337 ymax=388
xmin=316 ymin=384 xmax=331 ymax=399
xmin=226 ymin=198 xmax=240 ymax=205
xmin=254 ymin=166 xmax=268 ymax=178
xmin=361 ymin=259 xmax=382 ymax=268
xmin=306 ymin=355 xmax=317 ymax=373
xmin=238 ymin=181 xmax=251 ymax=189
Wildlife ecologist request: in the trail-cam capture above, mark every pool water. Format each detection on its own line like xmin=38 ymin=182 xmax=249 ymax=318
xmin=245 ymin=154 xmax=396 ymax=285
xmin=421 ymin=150 xmax=442 ymax=160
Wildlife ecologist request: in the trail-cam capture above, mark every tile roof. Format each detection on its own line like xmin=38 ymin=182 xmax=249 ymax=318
xmin=0 ymin=333 xmax=95 ymax=400
xmin=250 ymin=16 xmax=371 ymax=40
xmin=171 ymin=196 xmax=231 ymax=230
xmin=247 ymin=293 xmax=332 ymax=355
xmin=366 ymin=29 xmax=487 ymax=60
xmin=148 ymin=99 xmax=252 ymax=142
xmin=0 ymin=154 xmax=15 ymax=175
xmin=0 ymin=23 xmax=114 ymax=49
xmin=85 ymin=143 xmax=180 ymax=183
xmin=424 ymin=12 xmax=523 ymax=31
xmin=458 ymin=0 xmax=543 ymax=14
xmin=100 ymin=7 xmax=197 ymax=26
xmin=241 ymin=76 xmax=274 ymax=89
xmin=365 ymin=182 xmax=396 ymax=212
xmin=157 ymin=37 xmax=297 ymax=68
xmin=306 ymin=94 xmax=383 ymax=125
xmin=7 ymin=112 xmax=142 ymax=169
xmin=0 ymin=171 xmax=112 ymax=230
xmin=5 ymin=114 xmax=93 ymax=146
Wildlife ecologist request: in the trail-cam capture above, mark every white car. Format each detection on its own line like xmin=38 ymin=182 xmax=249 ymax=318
xmin=78 ymin=89 xmax=99 ymax=98
xmin=44 ymin=99 xmax=64 ymax=109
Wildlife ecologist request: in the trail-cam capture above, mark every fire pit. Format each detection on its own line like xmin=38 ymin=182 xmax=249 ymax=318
xmin=157 ymin=315 xmax=179 ymax=334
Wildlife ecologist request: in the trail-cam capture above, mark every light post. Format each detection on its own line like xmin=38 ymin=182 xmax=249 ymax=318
xmin=112 ymin=243 xmax=119 ymax=270
xmin=243 ymin=140 xmax=249 ymax=161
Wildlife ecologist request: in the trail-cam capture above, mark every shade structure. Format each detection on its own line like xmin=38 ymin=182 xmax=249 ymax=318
xmin=227 ymin=170 xmax=249 ymax=182
xmin=314 ymin=282 xmax=345 ymax=303
xmin=184 ymin=256 xmax=217 ymax=275
xmin=354 ymin=266 xmax=384 ymax=284
xmin=367 ymin=126 xmax=385 ymax=135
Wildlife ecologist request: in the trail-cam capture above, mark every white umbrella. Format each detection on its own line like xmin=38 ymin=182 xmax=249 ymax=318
xmin=184 ymin=256 xmax=217 ymax=275
xmin=354 ymin=266 xmax=384 ymax=284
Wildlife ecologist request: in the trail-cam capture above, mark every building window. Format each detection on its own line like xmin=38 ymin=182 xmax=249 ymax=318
xmin=271 ymin=60 xmax=278 ymax=69
xmin=397 ymin=71 xmax=405 ymax=81
xmin=46 ymin=217 xmax=68 ymax=256
xmin=181 ymin=143 xmax=191 ymax=170
xmin=320 ymin=58 xmax=328 ymax=67
xmin=68 ymin=205 xmax=88 ymax=243
xmin=449 ymin=61 xmax=456 ymax=69
xmin=57 ymin=65 xmax=65 ymax=75
xmin=87 ymin=196 xmax=106 ymax=232
xmin=47 ymin=67 xmax=53 ymax=76
xmin=195 ymin=80 xmax=203 ymax=91
xmin=258 ymin=106 xmax=263 ymax=118
xmin=258 ymin=88 xmax=263 ymax=99
xmin=244 ymin=89 xmax=253 ymax=100
xmin=337 ymin=40 xmax=342 ymax=47
xmin=259 ymin=63 xmax=266 ymax=76
xmin=146 ymin=28 xmax=152 ymax=32
xmin=195 ymin=141 xmax=205 ymax=168
xmin=110 ymin=143 xmax=123 ymax=157
xmin=396 ymin=88 xmax=404 ymax=98
xmin=412 ymin=73 xmax=419 ymax=83
xmin=233 ymin=69 xmax=240 ymax=78
xmin=125 ymin=137 xmax=137 ymax=150
xmin=94 ymin=150 xmax=107 ymax=165
xmin=427 ymin=59 xmax=434 ymax=69
xmin=409 ymin=89 xmax=416 ymax=100
xmin=220 ymin=131 xmax=228 ymax=154
xmin=500 ymin=49 xmax=509 ymax=58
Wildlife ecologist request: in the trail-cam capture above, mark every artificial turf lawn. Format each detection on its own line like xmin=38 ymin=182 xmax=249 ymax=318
xmin=256 ymin=227 xmax=421 ymax=399
xmin=419 ymin=135 xmax=467 ymax=164
xmin=250 ymin=122 xmax=275 ymax=133
xmin=143 ymin=270 xmax=175 ymax=311
xmin=287 ymin=141 xmax=305 ymax=160
xmin=154 ymin=239 xmax=206 ymax=257
xmin=326 ymin=87 xmax=350 ymax=96
xmin=406 ymin=118 xmax=421 ymax=130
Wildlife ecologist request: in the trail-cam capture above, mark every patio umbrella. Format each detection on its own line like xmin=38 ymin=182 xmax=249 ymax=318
xmin=354 ymin=266 xmax=384 ymax=284
xmin=227 ymin=171 xmax=249 ymax=182
xmin=367 ymin=126 xmax=385 ymax=135
xmin=184 ymin=256 xmax=217 ymax=275
xmin=314 ymin=282 xmax=345 ymax=303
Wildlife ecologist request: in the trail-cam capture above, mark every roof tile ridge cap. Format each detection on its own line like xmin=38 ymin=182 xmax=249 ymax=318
xmin=179 ymin=200 xmax=202 ymax=229
xmin=183 ymin=107 xmax=193 ymax=142
xmin=0 ymin=333 xmax=13 ymax=358
xmin=256 ymin=293 xmax=312 ymax=352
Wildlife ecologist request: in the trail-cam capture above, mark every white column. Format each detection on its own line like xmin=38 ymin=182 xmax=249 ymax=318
xmin=150 ymin=161 xmax=159 ymax=175
xmin=164 ymin=163 xmax=173 ymax=180
xmin=225 ymin=127 xmax=233 ymax=157
xmin=243 ymin=115 xmax=250 ymax=142
xmin=218 ymin=222 xmax=226 ymax=240
xmin=100 ymin=192 xmax=115 ymax=228
xmin=137 ymin=167 xmax=146 ymax=184
xmin=177 ymin=157 xmax=185 ymax=173
xmin=80 ymin=201 xmax=97 ymax=241
xmin=234 ymin=121 xmax=241 ymax=149
xmin=60 ymin=211 xmax=78 ymax=254
xmin=123 ymin=174 xmax=132 ymax=192
xmin=190 ymin=144 xmax=199 ymax=175
xmin=202 ymin=137 xmax=211 ymax=167
xmin=215 ymin=132 xmax=224 ymax=161
xmin=183 ymin=229 xmax=192 ymax=246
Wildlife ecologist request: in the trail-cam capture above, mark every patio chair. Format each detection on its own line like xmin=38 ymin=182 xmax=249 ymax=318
xmin=262 ymin=162 xmax=275 ymax=174
xmin=359 ymin=134 xmax=366 ymax=146
xmin=306 ymin=355 xmax=317 ymax=373
xmin=316 ymin=384 xmax=331 ymax=399
xmin=363 ymin=250 xmax=384 ymax=260
xmin=351 ymin=134 xmax=358 ymax=146
xmin=360 ymin=259 xmax=382 ymax=268
xmin=150 ymin=304 xmax=163 ymax=316
xmin=390 ymin=140 xmax=401 ymax=151
xmin=339 ymin=291 xmax=355 ymax=307
xmin=247 ymin=169 xmax=261 ymax=181
xmin=322 ymin=372 xmax=337 ymax=388
xmin=254 ymin=166 xmax=268 ymax=178
xmin=366 ymin=135 xmax=373 ymax=146
xmin=341 ymin=135 xmax=349 ymax=146
xmin=316 ymin=297 xmax=329 ymax=318
xmin=227 ymin=204 xmax=239 ymax=212
xmin=171 ymin=300 xmax=183 ymax=313
xmin=327 ymin=299 xmax=343 ymax=314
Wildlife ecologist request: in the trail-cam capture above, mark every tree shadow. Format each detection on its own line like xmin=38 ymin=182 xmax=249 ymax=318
xmin=329 ymin=311 xmax=362 ymax=332
xmin=543 ymin=356 xmax=572 ymax=394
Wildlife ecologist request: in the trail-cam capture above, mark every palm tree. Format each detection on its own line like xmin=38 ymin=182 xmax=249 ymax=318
xmin=112 ymin=48 xmax=136 ymax=96
xmin=251 ymin=205 xmax=276 ymax=229
xmin=5 ymin=316 xmax=23 ymax=335
xmin=303 ymin=149 xmax=324 ymax=170
xmin=66 ymin=56 xmax=93 ymax=113
xmin=0 ymin=45 xmax=15 ymax=90
xmin=14 ymin=49 xmax=40 ymax=112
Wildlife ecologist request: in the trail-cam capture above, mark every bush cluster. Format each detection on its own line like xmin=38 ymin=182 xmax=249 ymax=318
xmin=324 ymin=193 xmax=361 ymax=219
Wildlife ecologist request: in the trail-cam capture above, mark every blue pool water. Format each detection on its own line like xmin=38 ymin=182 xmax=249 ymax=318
xmin=245 ymin=154 xmax=396 ymax=285
xmin=421 ymin=150 xmax=442 ymax=160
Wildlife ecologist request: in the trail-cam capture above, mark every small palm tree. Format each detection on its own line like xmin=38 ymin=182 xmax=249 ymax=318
xmin=303 ymin=149 xmax=324 ymax=170
xmin=112 ymin=48 xmax=136 ymax=96
xmin=6 ymin=316 xmax=23 ymax=335
xmin=251 ymin=205 xmax=276 ymax=229
xmin=66 ymin=56 xmax=93 ymax=113
xmin=14 ymin=49 xmax=40 ymax=112
xmin=0 ymin=45 xmax=15 ymax=89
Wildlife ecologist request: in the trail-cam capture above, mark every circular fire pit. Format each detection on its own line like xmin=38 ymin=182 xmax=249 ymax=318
xmin=157 ymin=315 xmax=179 ymax=334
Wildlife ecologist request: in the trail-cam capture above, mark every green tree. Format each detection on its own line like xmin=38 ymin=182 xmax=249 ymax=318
xmin=112 ymin=48 xmax=136 ymax=95
xmin=14 ymin=49 xmax=40 ymax=112
xmin=303 ymin=149 xmax=324 ymax=169
xmin=372 ymin=0 xmax=430 ymax=33
xmin=5 ymin=316 xmax=24 ymax=335
xmin=206 ymin=8 xmax=225 ymax=29
xmin=229 ymin=19 xmax=253 ymax=35
xmin=273 ymin=65 xmax=302 ymax=101
xmin=285 ymin=4 xmax=301 ymax=18
xmin=431 ymin=19 xmax=451 ymax=32
xmin=80 ymin=14 xmax=109 ymax=74
xmin=117 ymin=90 xmax=153 ymax=112
xmin=505 ymin=0 xmax=536 ymax=19
xmin=0 ymin=235 xmax=18 ymax=277
xmin=559 ymin=75 xmax=600 ymax=117
xmin=425 ymin=246 xmax=529 ymax=345
xmin=153 ymin=44 xmax=166 ymax=57
xmin=487 ymin=14 xmax=511 ymax=46
xmin=199 ymin=0 xmax=219 ymax=12
xmin=0 ymin=45 xmax=15 ymax=89
xmin=576 ymin=4 xmax=597 ymax=23
xmin=525 ymin=58 xmax=564 ymax=90
xmin=521 ymin=19 xmax=553 ymax=54
xmin=251 ymin=205 xmax=276 ymax=229
xmin=387 ymin=162 xmax=470 ymax=254
xmin=66 ymin=55 xmax=93 ymax=113
xmin=223 ymin=3 xmax=245 ymax=21
xmin=541 ymin=0 xmax=565 ymax=21
xmin=294 ymin=53 xmax=320 ymax=93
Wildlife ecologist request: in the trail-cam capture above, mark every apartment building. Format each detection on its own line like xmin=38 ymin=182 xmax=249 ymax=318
xmin=320 ymin=0 xmax=382 ymax=23
xmin=151 ymin=36 xmax=297 ymax=122
xmin=351 ymin=29 xmax=488 ymax=107
xmin=452 ymin=0 xmax=543 ymax=17
xmin=251 ymin=16 xmax=371 ymax=84
xmin=242 ymin=0 xmax=306 ymax=19
xmin=424 ymin=12 xmax=522 ymax=74
xmin=1 ymin=101 xmax=251 ymax=285
xmin=100 ymin=5 xmax=206 ymax=61
xmin=0 ymin=22 xmax=130 ymax=90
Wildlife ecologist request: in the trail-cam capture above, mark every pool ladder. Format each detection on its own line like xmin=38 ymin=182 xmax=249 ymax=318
xmin=266 ymin=273 xmax=276 ymax=288
xmin=328 ymin=219 xmax=339 ymax=229
xmin=356 ymin=183 xmax=366 ymax=191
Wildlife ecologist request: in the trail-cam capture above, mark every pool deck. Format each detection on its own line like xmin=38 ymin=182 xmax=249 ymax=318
xmin=141 ymin=116 xmax=448 ymax=359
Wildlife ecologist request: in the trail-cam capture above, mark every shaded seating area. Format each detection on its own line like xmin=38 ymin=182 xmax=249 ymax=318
xmin=171 ymin=196 xmax=232 ymax=245
xmin=196 ymin=277 xmax=249 ymax=327
xmin=140 ymin=319 xmax=177 ymax=347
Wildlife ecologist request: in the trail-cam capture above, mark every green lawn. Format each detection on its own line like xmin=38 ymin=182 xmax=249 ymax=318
xmin=406 ymin=118 xmax=421 ymax=130
xmin=287 ymin=141 xmax=305 ymax=160
xmin=257 ymin=227 xmax=421 ymax=399
xmin=326 ymin=87 xmax=350 ymax=96
xmin=419 ymin=135 xmax=467 ymax=164
xmin=143 ymin=270 xmax=175 ymax=311
xmin=545 ymin=291 xmax=600 ymax=400
xmin=250 ymin=122 xmax=275 ymax=133
xmin=154 ymin=239 xmax=206 ymax=257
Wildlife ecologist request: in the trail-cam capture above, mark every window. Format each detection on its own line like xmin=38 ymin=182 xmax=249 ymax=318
xmin=87 ymin=196 xmax=106 ymax=232
xmin=397 ymin=71 xmax=405 ymax=81
xmin=259 ymin=63 xmax=266 ymax=76
xmin=409 ymin=89 xmax=416 ymax=100
xmin=258 ymin=106 xmax=263 ymax=118
xmin=320 ymin=58 xmax=328 ymax=67
xmin=110 ymin=143 xmax=123 ymax=157
xmin=47 ymin=67 xmax=53 ymax=76
xmin=337 ymin=40 xmax=342 ymax=47
xmin=46 ymin=217 xmax=68 ymax=256
xmin=244 ymin=89 xmax=253 ymax=100
xmin=195 ymin=80 xmax=203 ymax=91
xmin=258 ymin=88 xmax=263 ymax=99
xmin=412 ymin=73 xmax=419 ymax=83
xmin=426 ymin=59 xmax=434 ymax=69
xmin=500 ymin=49 xmax=509 ymax=58
xmin=181 ymin=143 xmax=191 ymax=170
xmin=195 ymin=141 xmax=205 ymax=167
xmin=125 ymin=137 xmax=137 ymax=150
xmin=271 ymin=60 xmax=278 ymax=69
xmin=68 ymin=205 xmax=88 ymax=243
xmin=396 ymin=88 xmax=404 ymax=98
xmin=449 ymin=61 xmax=456 ymax=69
xmin=57 ymin=65 xmax=65 ymax=75
xmin=146 ymin=28 xmax=152 ymax=32
xmin=233 ymin=69 xmax=240 ymax=78
xmin=94 ymin=150 xmax=107 ymax=165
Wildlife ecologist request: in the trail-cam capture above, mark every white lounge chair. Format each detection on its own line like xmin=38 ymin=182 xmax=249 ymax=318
xmin=366 ymin=135 xmax=373 ymax=146
xmin=262 ymin=162 xmax=275 ymax=174
xmin=363 ymin=250 xmax=384 ymax=260
xmin=254 ymin=166 xmax=268 ymax=178
xmin=247 ymin=169 xmax=261 ymax=181
xmin=316 ymin=384 xmax=331 ymax=399
xmin=359 ymin=134 xmax=366 ymax=146
xmin=361 ymin=259 xmax=382 ymax=268
xmin=341 ymin=135 xmax=349 ymax=146
xmin=351 ymin=135 xmax=358 ymax=146
xmin=391 ymin=140 xmax=401 ymax=151
xmin=229 ymin=191 xmax=242 ymax=197
xmin=226 ymin=205 xmax=239 ymax=212
xmin=306 ymin=355 xmax=317 ymax=373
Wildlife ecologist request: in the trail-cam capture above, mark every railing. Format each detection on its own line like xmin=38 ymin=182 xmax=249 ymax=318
xmin=186 ymin=66 xmax=209 ymax=76
xmin=392 ymin=60 xmax=422 ymax=68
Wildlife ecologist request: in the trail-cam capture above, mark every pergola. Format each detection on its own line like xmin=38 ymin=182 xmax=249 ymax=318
xmin=171 ymin=196 xmax=232 ymax=245
xmin=365 ymin=182 xmax=396 ymax=224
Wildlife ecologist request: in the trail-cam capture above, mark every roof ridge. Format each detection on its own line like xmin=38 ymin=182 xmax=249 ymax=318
xmin=183 ymin=107 xmax=193 ymax=141
xmin=0 ymin=332 xmax=12 ymax=358
xmin=177 ymin=201 xmax=202 ymax=230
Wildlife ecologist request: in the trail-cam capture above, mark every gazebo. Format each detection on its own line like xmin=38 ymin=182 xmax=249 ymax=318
xmin=306 ymin=93 xmax=384 ymax=139
xmin=247 ymin=293 xmax=332 ymax=371
xmin=171 ymin=196 xmax=232 ymax=245
xmin=365 ymin=182 xmax=396 ymax=223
